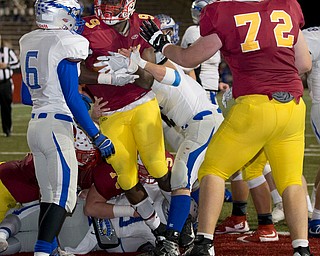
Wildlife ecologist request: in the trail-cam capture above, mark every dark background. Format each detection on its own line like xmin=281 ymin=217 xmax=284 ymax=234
xmin=298 ymin=0 xmax=319 ymax=29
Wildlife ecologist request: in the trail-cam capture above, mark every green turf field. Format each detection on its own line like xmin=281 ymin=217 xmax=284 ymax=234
xmin=0 ymin=89 xmax=318 ymax=232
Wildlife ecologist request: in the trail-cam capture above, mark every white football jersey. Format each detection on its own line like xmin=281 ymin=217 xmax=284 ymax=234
xmin=302 ymin=27 xmax=320 ymax=104
xmin=181 ymin=25 xmax=221 ymax=91
xmin=19 ymin=29 xmax=89 ymax=114
xmin=152 ymin=60 xmax=218 ymax=127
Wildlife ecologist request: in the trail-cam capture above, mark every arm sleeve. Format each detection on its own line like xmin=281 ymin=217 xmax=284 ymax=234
xmin=57 ymin=59 xmax=99 ymax=138
xmin=21 ymin=81 xmax=33 ymax=106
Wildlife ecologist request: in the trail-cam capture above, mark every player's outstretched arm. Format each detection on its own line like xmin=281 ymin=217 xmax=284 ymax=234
xmin=119 ymin=47 xmax=181 ymax=87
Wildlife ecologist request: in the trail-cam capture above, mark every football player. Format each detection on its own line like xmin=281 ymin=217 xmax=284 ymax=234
xmin=139 ymin=0 xmax=312 ymax=255
xmin=19 ymin=1 xmax=115 ymax=255
xmin=181 ymin=0 xmax=229 ymax=106
xmin=116 ymin=45 xmax=224 ymax=255
xmin=79 ymin=0 xmax=171 ymax=241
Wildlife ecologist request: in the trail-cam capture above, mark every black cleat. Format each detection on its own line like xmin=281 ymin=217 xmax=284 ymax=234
xmin=293 ymin=246 xmax=313 ymax=256
xmin=179 ymin=215 xmax=195 ymax=248
xmin=188 ymin=235 xmax=214 ymax=256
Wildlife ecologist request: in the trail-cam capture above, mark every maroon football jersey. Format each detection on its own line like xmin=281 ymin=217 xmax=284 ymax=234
xmin=92 ymin=160 xmax=123 ymax=200
xmin=200 ymin=0 xmax=304 ymax=101
xmin=0 ymin=153 xmax=39 ymax=203
xmin=93 ymin=151 xmax=175 ymax=200
xmin=82 ymin=13 xmax=157 ymax=111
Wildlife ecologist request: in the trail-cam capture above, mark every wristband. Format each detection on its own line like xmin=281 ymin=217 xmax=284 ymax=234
xmin=160 ymin=68 xmax=181 ymax=87
xmin=97 ymin=73 xmax=112 ymax=84
xmin=113 ymin=205 xmax=135 ymax=218
xmin=138 ymin=58 xmax=147 ymax=69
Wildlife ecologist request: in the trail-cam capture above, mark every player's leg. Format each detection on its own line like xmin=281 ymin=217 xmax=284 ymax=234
xmin=190 ymin=96 xmax=269 ymax=255
xmin=100 ymin=103 xmax=167 ymax=238
xmin=215 ymin=171 xmax=250 ymax=234
xmin=29 ymin=116 xmax=77 ymax=256
xmin=266 ymin=98 xmax=311 ymax=255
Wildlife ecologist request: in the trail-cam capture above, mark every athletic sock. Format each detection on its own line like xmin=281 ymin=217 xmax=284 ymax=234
xmin=167 ymin=195 xmax=191 ymax=233
xmin=232 ymin=201 xmax=247 ymax=216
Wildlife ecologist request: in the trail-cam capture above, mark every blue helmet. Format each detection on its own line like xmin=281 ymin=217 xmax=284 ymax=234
xmin=155 ymin=14 xmax=180 ymax=45
xmin=191 ymin=0 xmax=215 ymax=25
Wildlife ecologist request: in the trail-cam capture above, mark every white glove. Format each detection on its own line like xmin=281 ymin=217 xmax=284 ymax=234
xmin=98 ymin=69 xmax=139 ymax=86
xmin=94 ymin=52 xmax=130 ymax=73
xmin=130 ymin=48 xmax=147 ymax=69
xmin=111 ymin=71 xmax=139 ymax=86
xmin=222 ymin=87 xmax=233 ymax=108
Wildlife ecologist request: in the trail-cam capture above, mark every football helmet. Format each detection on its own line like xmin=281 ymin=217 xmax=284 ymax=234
xmin=74 ymin=124 xmax=101 ymax=171
xmin=94 ymin=0 xmax=136 ymax=26
xmin=34 ymin=0 xmax=85 ymax=33
xmin=191 ymin=0 xmax=215 ymax=25
xmin=155 ymin=14 xmax=180 ymax=45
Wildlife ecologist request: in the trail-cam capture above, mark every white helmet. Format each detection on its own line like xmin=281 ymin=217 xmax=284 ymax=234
xmin=155 ymin=14 xmax=180 ymax=45
xmin=35 ymin=0 xmax=85 ymax=33
xmin=94 ymin=0 xmax=136 ymax=26
xmin=191 ymin=0 xmax=215 ymax=25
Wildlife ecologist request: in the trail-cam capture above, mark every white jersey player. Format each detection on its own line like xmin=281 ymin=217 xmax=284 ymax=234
xmin=116 ymin=46 xmax=224 ymax=254
xmin=302 ymin=26 xmax=320 ymax=238
xmin=181 ymin=0 xmax=228 ymax=105
xmin=0 ymin=183 xmax=175 ymax=255
xmin=19 ymin=1 xmax=114 ymax=255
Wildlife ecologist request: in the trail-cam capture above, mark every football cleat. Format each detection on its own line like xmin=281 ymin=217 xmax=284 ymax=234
xmin=293 ymin=246 xmax=313 ymax=256
xmin=308 ymin=219 xmax=320 ymax=238
xmin=179 ymin=215 xmax=195 ymax=248
xmin=215 ymin=215 xmax=249 ymax=234
xmin=151 ymin=230 xmax=181 ymax=256
xmin=272 ymin=202 xmax=285 ymax=223
xmin=237 ymin=224 xmax=279 ymax=243
xmin=0 ymin=238 xmax=8 ymax=253
xmin=188 ymin=235 xmax=214 ymax=256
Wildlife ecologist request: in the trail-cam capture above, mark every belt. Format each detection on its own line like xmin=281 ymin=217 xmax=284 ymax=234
xmin=31 ymin=113 xmax=73 ymax=122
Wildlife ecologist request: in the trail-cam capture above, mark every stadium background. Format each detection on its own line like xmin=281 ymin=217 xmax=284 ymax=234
xmin=0 ymin=0 xmax=320 ymax=255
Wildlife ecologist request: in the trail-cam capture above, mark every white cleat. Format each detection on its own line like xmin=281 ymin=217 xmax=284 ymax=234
xmin=0 ymin=238 xmax=8 ymax=253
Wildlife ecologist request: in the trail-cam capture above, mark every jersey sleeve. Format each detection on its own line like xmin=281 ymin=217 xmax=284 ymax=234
xmin=57 ymin=59 xmax=99 ymax=138
xmin=60 ymin=34 xmax=89 ymax=61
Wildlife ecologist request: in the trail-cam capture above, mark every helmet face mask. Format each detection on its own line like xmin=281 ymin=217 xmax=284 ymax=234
xmin=155 ymin=14 xmax=179 ymax=45
xmin=94 ymin=0 xmax=136 ymax=26
xmin=35 ymin=0 xmax=85 ymax=33
xmin=191 ymin=0 xmax=215 ymax=25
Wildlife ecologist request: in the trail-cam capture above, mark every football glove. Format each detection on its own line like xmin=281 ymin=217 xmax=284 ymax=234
xmin=130 ymin=48 xmax=147 ymax=69
xmin=98 ymin=69 xmax=139 ymax=86
xmin=222 ymin=88 xmax=233 ymax=108
xmin=94 ymin=52 xmax=139 ymax=74
xmin=111 ymin=69 xmax=139 ymax=85
xmin=140 ymin=18 xmax=172 ymax=53
xmin=92 ymin=132 xmax=115 ymax=158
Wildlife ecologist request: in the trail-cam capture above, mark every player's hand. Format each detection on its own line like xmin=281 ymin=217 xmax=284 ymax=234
xmin=222 ymin=87 xmax=233 ymax=108
xmin=92 ymin=132 xmax=115 ymax=159
xmin=140 ymin=18 xmax=171 ymax=52
xmin=111 ymin=69 xmax=139 ymax=86
xmin=94 ymin=52 xmax=129 ymax=73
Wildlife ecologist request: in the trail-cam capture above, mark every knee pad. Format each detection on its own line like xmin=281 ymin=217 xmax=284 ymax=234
xmin=262 ymin=163 xmax=272 ymax=176
xmin=247 ymin=175 xmax=266 ymax=189
xmin=0 ymin=214 xmax=21 ymax=237
xmin=132 ymin=197 xmax=155 ymax=220
xmin=171 ymin=160 xmax=189 ymax=190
